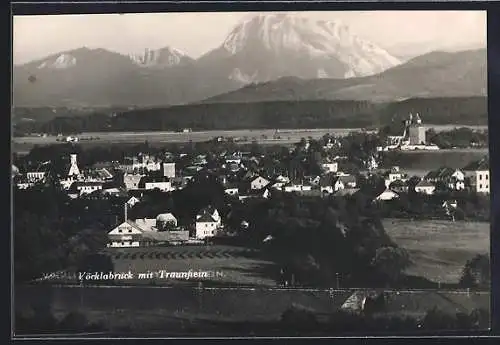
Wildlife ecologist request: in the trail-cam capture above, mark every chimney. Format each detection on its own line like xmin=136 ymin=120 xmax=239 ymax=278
xmin=124 ymin=203 xmax=128 ymax=222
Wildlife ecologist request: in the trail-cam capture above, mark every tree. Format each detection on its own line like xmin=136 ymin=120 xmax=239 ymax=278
xmin=371 ymin=246 xmax=411 ymax=285
xmin=459 ymin=254 xmax=490 ymax=289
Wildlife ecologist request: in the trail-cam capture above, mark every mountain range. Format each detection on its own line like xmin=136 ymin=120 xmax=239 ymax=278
xmin=12 ymin=13 xmax=486 ymax=108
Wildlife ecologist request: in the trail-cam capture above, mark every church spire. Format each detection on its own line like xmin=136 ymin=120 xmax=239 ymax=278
xmin=68 ymin=153 xmax=80 ymax=177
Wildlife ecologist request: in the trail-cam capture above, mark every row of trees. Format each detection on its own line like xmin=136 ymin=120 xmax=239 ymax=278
xmin=13 ymin=97 xmax=487 ymax=136
xmin=427 ymin=127 xmax=488 ymax=149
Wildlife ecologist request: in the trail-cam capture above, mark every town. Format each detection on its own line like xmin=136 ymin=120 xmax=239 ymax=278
xmin=13 ymin=115 xmax=489 ymax=251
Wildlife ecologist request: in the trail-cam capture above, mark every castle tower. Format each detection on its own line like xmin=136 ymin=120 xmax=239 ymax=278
xmin=408 ymin=113 xmax=426 ymax=145
xmin=68 ymin=154 xmax=80 ymax=177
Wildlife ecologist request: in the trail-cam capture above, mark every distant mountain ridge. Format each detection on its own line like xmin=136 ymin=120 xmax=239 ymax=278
xmin=12 ymin=14 xmax=486 ymax=108
xmin=200 ymin=49 xmax=487 ymax=104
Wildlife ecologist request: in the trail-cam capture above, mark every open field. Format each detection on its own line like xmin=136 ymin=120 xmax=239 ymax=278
xmin=383 ymin=219 xmax=490 ymax=284
xmin=11 ymin=125 xmax=487 ymax=153
xmin=101 ymin=245 xmax=278 ymax=287
xmin=11 ymin=128 xmax=359 ymax=154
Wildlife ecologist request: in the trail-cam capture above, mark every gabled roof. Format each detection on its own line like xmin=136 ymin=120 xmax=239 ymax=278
xmin=109 ymin=220 xmax=144 ymax=234
xmin=425 ymin=167 xmax=460 ymax=180
xmin=196 ymin=212 xmax=217 ymax=223
xmin=416 ymin=180 xmax=435 ymax=188
xmin=389 ymin=179 xmax=407 ymax=187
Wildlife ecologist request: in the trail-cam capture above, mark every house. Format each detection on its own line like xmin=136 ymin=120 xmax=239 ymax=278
xmin=123 ymin=173 xmax=144 ymax=190
xmin=239 ymin=187 xmax=271 ymax=201
xmin=249 ymin=175 xmax=271 ymax=190
xmin=275 ymin=175 xmax=290 ymax=184
xmin=195 ymin=211 xmax=220 ymax=239
xmin=70 ymin=181 xmax=103 ymax=196
xmin=425 ymin=167 xmax=465 ymax=191
xmin=463 ymin=158 xmax=490 ymax=194
xmin=139 ymin=176 xmax=173 ymax=192
xmin=198 ymin=206 xmax=221 ymax=225
xmin=374 ymin=188 xmax=399 ymax=201
xmin=384 ymin=166 xmax=403 ymax=187
xmin=414 ymin=180 xmax=436 ymax=195
xmin=155 ymin=213 xmax=178 ymax=230
xmin=389 ymin=180 xmax=409 ymax=193
xmin=126 ymin=196 xmax=141 ymax=207
xmin=26 ymin=171 xmax=46 ymax=183
xmin=283 ymin=182 xmax=313 ymax=193
xmin=162 ymin=162 xmax=176 ymax=178
xmin=321 ymin=159 xmax=338 ymax=173
xmin=107 ymin=221 xmax=144 ymax=248
xmin=133 ymin=154 xmax=162 ymax=172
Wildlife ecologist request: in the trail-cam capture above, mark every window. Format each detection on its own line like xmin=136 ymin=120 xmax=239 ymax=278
xmin=479 ymin=174 xmax=482 ymax=180
xmin=480 ymin=184 xmax=483 ymax=189
xmin=486 ymin=175 xmax=489 ymax=180
xmin=128 ymin=229 xmax=132 ymax=233
xmin=118 ymin=229 xmax=122 ymax=233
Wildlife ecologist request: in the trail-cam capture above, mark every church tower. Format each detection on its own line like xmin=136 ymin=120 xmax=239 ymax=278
xmin=68 ymin=154 xmax=80 ymax=177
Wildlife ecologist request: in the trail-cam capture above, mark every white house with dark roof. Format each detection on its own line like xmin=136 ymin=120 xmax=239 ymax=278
xmin=195 ymin=213 xmax=218 ymax=239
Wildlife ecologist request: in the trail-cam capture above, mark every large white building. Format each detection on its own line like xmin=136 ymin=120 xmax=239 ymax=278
xmin=195 ymin=206 xmax=222 ymax=239
xmin=464 ymin=158 xmax=490 ymax=194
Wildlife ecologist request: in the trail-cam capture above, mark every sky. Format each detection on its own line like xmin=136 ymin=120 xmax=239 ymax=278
xmin=13 ymin=11 xmax=487 ymax=65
